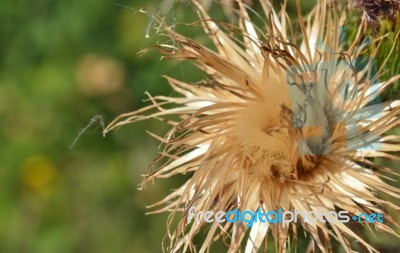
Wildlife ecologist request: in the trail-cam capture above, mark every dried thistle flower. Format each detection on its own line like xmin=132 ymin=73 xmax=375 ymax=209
xmin=105 ymin=0 xmax=400 ymax=252
xmin=349 ymin=0 xmax=400 ymax=32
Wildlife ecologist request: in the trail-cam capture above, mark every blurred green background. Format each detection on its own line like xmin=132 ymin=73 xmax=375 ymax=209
xmin=0 ymin=0 xmax=399 ymax=252
xmin=0 ymin=1 xmax=182 ymax=252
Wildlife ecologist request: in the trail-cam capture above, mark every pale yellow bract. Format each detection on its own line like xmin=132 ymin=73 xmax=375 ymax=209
xmin=105 ymin=0 xmax=400 ymax=252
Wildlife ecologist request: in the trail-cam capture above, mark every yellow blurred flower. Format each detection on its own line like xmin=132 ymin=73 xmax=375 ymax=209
xmin=21 ymin=155 xmax=57 ymax=196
